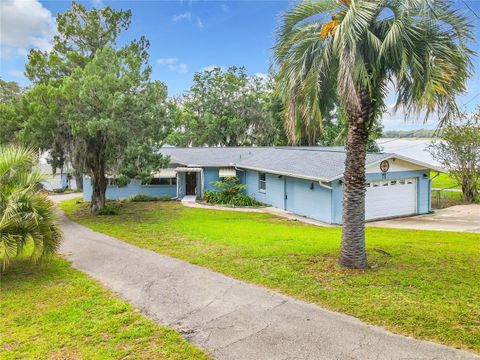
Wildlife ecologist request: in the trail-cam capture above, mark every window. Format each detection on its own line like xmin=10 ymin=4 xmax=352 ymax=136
xmin=258 ymin=173 xmax=266 ymax=192
xmin=142 ymin=177 xmax=177 ymax=186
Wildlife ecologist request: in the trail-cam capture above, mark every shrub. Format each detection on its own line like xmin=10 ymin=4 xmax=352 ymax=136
xmin=129 ymin=193 xmax=160 ymax=202
xmin=161 ymin=194 xmax=172 ymax=201
xmin=211 ymin=177 xmax=246 ymax=197
xmin=97 ymin=204 xmax=120 ymax=215
xmin=204 ymin=177 xmax=262 ymax=207
xmin=0 ymin=146 xmax=62 ymax=271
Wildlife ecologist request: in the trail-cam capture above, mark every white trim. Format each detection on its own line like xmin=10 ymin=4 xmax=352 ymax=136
xmin=175 ymin=167 xmax=203 ymax=172
xmin=362 ymin=155 xmax=445 ymax=175
xmin=318 ymin=181 xmax=332 ymax=190
xmin=200 ymin=169 xmax=204 ymax=198
xmin=153 ymin=168 xmax=177 ymax=178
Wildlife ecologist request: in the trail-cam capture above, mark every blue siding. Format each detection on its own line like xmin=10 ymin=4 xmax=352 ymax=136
xmin=244 ymin=170 xmax=332 ymax=223
xmin=244 ymin=170 xmax=268 ymax=204
xmin=285 ymin=177 xmax=332 ymax=223
xmin=201 ymin=167 xmax=243 ymax=194
xmin=83 ymin=177 xmax=176 ymax=201
xmin=203 ymin=168 xmax=220 ymax=191
xmin=331 ymin=170 xmax=431 ymax=224
xmin=266 ymin=174 xmax=285 ymax=209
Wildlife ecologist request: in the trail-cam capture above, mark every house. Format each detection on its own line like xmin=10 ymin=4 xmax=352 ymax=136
xmin=37 ymin=151 xmax=78 ymax=191
xmin=38 ymin=163 xmax=73 ymax=191
xmin=82 ymin=147 xmax=444 ymax=224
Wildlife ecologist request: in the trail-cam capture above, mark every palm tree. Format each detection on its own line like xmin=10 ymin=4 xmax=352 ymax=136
xmin=274 ymin=0 xmax=473 ymax=268
xmin=0 ymin=146 xmax=62 ymax=271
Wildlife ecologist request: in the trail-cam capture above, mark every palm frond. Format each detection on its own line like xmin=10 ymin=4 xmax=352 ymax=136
xmin=0 ymin=145 xmax=62 ymax=271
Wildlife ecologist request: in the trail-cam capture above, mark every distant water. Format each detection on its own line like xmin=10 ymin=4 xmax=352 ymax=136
xmin=377 ymin=139 xmax=442 ymax=168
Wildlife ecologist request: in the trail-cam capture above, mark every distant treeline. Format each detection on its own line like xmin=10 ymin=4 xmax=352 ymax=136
xmin=382 ymin=129 xmax=439 ymax=138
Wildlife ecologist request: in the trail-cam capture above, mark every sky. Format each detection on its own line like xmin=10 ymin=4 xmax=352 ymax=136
xmin=1 ymin=0 xmax=479 ymax=131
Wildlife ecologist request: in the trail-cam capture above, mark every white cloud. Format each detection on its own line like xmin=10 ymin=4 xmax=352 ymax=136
xmin=172 ymin=11 xmax=203 ymax=28
xmin=201 ymin=65 xmax=225 ymax=72
xmin=157 ymin=57 xmax=188 ymax=74
xmin=0 ymin=0 xmax=56 ymax=57
xmin=172 ymin=12 xmax=192 ymax=22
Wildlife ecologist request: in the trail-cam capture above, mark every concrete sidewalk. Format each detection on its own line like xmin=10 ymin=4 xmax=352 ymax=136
xmin=56 ymin=205 xmax=477 ymax=359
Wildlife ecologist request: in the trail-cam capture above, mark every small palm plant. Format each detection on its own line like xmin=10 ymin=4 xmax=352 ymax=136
xmin=0 ymin=146 xmax=62 ymax=271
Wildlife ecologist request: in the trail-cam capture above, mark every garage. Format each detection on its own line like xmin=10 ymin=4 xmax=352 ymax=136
xmin=365 ymin=178 xmax=417 ymax=221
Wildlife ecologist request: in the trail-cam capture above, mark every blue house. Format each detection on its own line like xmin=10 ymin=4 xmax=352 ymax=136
xmin=83 ymin=147 xmax=443 ymax=224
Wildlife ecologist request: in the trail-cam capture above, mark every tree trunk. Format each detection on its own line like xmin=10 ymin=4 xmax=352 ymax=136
xmin=340 ymin=90 xmax=373 ymax=269
xmin=90 ymin=152 xmax=106 ymax=214
xmin=462 ymin=178 xmax=477 ymax=203
xmin=75 ymin=173 xmax=83 ymax=191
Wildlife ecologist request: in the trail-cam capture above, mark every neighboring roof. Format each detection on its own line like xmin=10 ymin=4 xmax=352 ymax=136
xmin=160 ymin=146 xmax=443 ymax=182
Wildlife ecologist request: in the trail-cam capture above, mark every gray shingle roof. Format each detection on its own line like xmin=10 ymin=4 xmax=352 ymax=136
xmin=160 ymin=146 xmax=434 ymax=182
xmin=160 ymin=147 xmax=270 ymax=167
xmin=236 ymin=148 xmax=391 ymax=181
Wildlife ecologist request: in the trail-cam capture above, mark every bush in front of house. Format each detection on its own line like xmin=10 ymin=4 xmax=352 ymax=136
xmin=129 ymin=193 xmax=160 ymax=202
xmin=204 ymin=177 xmax=262 ymax=207
xmin=129 ymin=193 xmax=173 ymax=202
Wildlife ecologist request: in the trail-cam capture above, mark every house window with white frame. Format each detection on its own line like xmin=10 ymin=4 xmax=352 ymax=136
xmin=258 ymin=172 xmax=266 ymax=192
xmin=142 ymin=177 xmax=177 ymax=186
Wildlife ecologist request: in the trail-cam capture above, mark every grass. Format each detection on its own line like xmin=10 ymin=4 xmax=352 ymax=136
xmin=431 ymin=172 xmax=460 ymax=189
xmin=60 ymin=198 xmax=480 ymax=354
xmin=0 ymin=256 xmax=209 ymax=360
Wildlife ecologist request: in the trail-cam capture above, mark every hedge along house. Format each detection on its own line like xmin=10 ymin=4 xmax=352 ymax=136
xmin=83 ymin=147 xmax=444 ymax=224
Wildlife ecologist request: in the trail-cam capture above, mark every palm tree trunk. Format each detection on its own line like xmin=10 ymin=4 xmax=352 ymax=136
xmin=340 ymin=90 xmax=372 ymax=269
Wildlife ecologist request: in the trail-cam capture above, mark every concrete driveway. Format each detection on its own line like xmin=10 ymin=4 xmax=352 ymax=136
xmin=52 ymin=195 xmax=478 ymax=360
xmin=369 ymin=205 xmax=480 ymax=233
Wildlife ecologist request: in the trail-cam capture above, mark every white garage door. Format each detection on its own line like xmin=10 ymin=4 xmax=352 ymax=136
xmin=365 ymin=178 xmax=417 ymax=221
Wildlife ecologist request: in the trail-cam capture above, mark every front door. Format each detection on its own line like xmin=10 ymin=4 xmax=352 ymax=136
xmin=185 ymin=172 xmax=197 ymax=195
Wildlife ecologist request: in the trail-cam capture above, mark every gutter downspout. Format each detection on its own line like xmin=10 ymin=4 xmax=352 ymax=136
xmin=200 ymin=169 xmax=204 ymax=199
xmin=318 ymin=181 xmax=332 ymax=190
xmin=174 ymin=173 xmax=179 ymax=200
xmin=234 ymin=166 xmax=247 ymax=185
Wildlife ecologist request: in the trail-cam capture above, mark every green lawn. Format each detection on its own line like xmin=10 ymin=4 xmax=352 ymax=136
xmin=431 ymin=172 xmax=460 ymax=189
xmin=0 ymin=256 xmax=209 ymax=360
xmin=60 ymin=199 xmax=480 ymax=353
